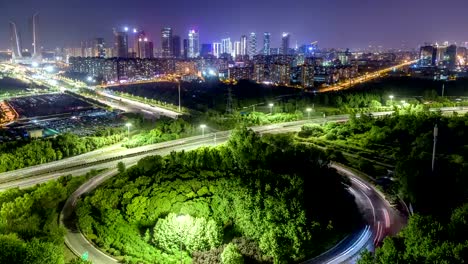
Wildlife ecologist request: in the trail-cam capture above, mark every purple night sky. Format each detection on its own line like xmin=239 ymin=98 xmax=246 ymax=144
xmin=1 ymin=0 xmax=468 ymax=51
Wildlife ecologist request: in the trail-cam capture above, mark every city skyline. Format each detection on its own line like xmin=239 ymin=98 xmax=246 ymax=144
xmin=1 ymin=0 xmax=468 ymax=51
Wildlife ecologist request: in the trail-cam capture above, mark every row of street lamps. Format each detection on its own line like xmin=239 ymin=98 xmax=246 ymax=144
xmin=124 ymin=123 xmax=208 ymax=138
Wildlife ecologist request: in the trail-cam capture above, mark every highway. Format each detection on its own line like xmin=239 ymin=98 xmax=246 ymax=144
xmin=319 ymin=60 xmax=417 ymax=93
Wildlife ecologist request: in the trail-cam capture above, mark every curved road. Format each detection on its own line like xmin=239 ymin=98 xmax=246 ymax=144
xmin=0 ymin=117 xmax=406 ymax=263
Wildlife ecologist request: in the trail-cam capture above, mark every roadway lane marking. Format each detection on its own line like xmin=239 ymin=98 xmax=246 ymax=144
xmin=351 ymin=177 xmax=371 ymax=191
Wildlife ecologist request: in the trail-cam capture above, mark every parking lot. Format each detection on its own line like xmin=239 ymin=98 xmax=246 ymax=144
xmin=8 ymin=93 xmax=93 ymax=118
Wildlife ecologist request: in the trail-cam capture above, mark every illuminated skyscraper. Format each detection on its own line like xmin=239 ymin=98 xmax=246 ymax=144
xmin=248 ymin=32 xmax=257 ymax=58
xmin=281 ymin=33 xmax=290 ymax=55
xmin=221 ymin=38 xmax=232 ymax=54
xmin=263 ymin=32 xmax=271 ymax=55
xmin=188 ymin=29 xmax=200 ymax=58
xmin=234 ymin=41 xmax=241 ymax=58
xmin=9 ymin=21 xmax=22 ymax=59
xmin=212 ymin=42 xmax=221 ymax=58
xmin=161 ymin=27 xmax=173 ymax=58
xmin=114 ymin=28 xmax=129 ymax=58
xmin=240 ymin=35 xmax=247 ymax=56
xmin=172 ymin=35 xmax=181 ymax=58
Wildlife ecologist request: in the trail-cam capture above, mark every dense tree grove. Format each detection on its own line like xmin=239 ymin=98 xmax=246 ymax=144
xmin=359 ymin=203 xmax=468 ymax=264
xmin=123 ymin=118 xmax=194 ymax=148
xmin=298 ymin=111 xmax=468 ymax=262
xmin=0 ymin=174 xmax=95 ymax=263
xmin=0 ymin=132 xmax=124 ymax=173
xmin=76 ymin=128 xmax=360 ymax=263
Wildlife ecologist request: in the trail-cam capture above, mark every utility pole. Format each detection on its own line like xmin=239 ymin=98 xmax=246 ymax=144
xmin=178 ymin=80 xmax=181 ymax=112
xmin=432 ymin=124 xmax=438 ymax=172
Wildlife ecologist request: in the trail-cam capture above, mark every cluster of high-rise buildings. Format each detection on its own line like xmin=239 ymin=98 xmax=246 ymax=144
xmin=419 ymin=43 xmax=467 ymax=70
xmin=61 ymin=26 xmax=413 ymax=87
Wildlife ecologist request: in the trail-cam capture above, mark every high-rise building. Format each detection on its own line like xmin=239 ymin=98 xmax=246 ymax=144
xmin=114 ymin=29 xmax=129 ymax=58
xmin=201 ymin=44 xmax=212 ymax=58
xmin=419 ymin=45 xmax=435 ymax=66
xmin=263 ymin=32 xmax=271 ymax=55
xmin=172 ymin=35 xmax=181 ymax=58
xmin=248 ymin=32 xmax=257 ymax=58
xmin=188 ymin=29 xmax=200 ymax=58
xmin=233 ymin=41 xmax=241 ymax=58
xmin=134 ymin=30 xmax=147 ymax=58
xmin=161 ymin=27 xmax=173 ymax=58
xmin=9 ymin=21 xmax=22 ymax=59
xmin=31 ymin=12 xmax=39 ymax=57
xmin=281 ymin=33 xmax=290 ymax=55
xmin=446 ymin=44 xmax=457 ymax=70
xmin=183 ymin=39 xmax=189 ymax=59
xmin=221 ymin=38 xmax=232 ymax=55
xmin=212 ymin=42 xmax=221 ymax=58
xmin=435 ymin=45 xmax=447 ymax=66
xmin=240 ymin=35 xmax=247 ymax=56
xmin=93 ymin=38 xmax=106 ymax=58
xmin=144 ymin=40 xmax=154 ymax=58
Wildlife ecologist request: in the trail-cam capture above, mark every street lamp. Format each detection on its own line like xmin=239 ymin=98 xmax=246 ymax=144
xmin=176 ymin=214 xmax=187 ymax=264
xmin=125 ymin=123 xmax=132 ymax=138
xmin=200 ymin=124 xmax=206 ymax=137
xmin=389 ymin=95 xmax=394 ymax=104
xmin=268 ymin=103 xmax=274 ymax=114
xmin=306 ymin=108 xmax=312 ymax=119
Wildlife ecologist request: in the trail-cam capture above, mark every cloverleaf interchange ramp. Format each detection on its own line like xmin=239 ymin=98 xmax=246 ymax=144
xmin=0 ymin=117 xmax=406 ymax=263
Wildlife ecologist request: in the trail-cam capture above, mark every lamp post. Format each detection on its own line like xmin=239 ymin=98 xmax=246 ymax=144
xmin=268 ymin=103 xmax=274 ymax=114
xmin=306 ymin=108 xmax=312 ymax=119
xmin=200 ymin=124 xmax=206 ymax=137
xmin=125 ymin=123 xmax=132 ymax=139
xmin=389 ymin=95 xmax=394 ymax=104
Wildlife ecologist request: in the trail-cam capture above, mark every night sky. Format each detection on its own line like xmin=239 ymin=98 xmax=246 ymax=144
xmin=1 ymin=0 xmax=468 ymax=51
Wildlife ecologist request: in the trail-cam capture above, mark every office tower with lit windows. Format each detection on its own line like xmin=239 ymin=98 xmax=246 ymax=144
xmin=281 ymin=33 xmax=290 ymax=55
xmin=114 ymin=29 xmax=129 ymax=58
xmin=240 ymin=35 xmax=247 ymax=56
xmin=172 ymin=35 xmax=181 ymax=58
xmin=188 ymin=29 xmax=200 ymax=58
xmin=212 ymin=42 xmax=221 ymax=58
xmin=233 ymin=41 xmax=241 ymax=58
xmin=9 ymin=21 xmax=22 ymax=59
xmin=161 ymin=27 xmax=173 ymax=58
xmin=263 ymin=32 xmax=271 ymax=55
xmin=248 ymin=32 xmax=257 ymax=58
xmin=221 ymin=38 xmax=232 ymax=55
